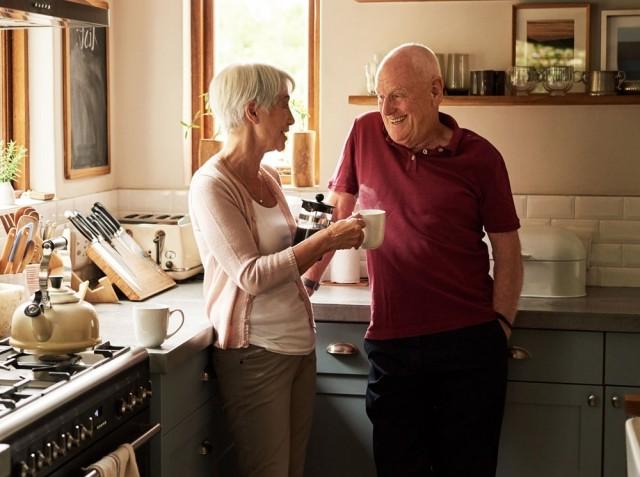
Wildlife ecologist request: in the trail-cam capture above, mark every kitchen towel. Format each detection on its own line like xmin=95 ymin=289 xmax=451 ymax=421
xmin=85 ymin=443 xmax=140 ymax=477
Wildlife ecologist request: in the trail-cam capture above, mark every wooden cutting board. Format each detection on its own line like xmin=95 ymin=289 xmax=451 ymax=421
xmin=87 ymin=240 xmax=175 ymax=301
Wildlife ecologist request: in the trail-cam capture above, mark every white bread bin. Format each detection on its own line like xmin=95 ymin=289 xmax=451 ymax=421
xmin=519 ymin=225 xmax=586 ymax=298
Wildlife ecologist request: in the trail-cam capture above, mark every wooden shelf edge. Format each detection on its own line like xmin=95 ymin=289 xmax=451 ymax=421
xmin=348 ymin=94 xmax=640 ymax=106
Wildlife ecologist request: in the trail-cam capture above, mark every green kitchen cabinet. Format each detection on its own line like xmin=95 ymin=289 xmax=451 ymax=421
xmin=305 ymin=322 xmax=374 ymax=477
xmin=497 ymin=381 xmax=603 ymax=477
xmin=150 ymin=347 xmax=234 ymax=477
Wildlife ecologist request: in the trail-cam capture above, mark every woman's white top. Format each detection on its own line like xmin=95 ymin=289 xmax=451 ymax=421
xmin=248 ymin=201 xmax=314 ymax=355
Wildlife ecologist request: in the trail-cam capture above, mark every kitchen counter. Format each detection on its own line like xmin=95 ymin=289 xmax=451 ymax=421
xmin=94 ymin=280 xmax=640 ymax=373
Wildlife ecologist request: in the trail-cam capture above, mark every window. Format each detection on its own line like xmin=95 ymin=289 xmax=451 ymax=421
xmin=190 ymin=0 xmax=319 ymax=183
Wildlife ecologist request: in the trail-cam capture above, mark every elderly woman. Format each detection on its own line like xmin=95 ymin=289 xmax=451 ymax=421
xmin=188 ymin=63 xmax=364 ymax=477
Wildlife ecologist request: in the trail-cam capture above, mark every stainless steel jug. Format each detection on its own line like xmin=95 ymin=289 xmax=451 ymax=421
xmin=588 ymin=70 xmax=625 ymax=96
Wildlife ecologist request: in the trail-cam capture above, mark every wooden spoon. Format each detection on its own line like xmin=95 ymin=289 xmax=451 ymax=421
xmin=0 ymin=227 xmax=16 ymax=272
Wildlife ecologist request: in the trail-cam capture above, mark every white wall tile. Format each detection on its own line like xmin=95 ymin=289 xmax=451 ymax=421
xmin=520 ymin=218 xmax=550 ymax=227
xmin=586 ymin=266 xmax=600 ymax=286
xmin=599 ymin=267 xmax=640 ymax=287
xmin=172 ymin=191 xmax=189 ymax=213
xmin=623 ymin=245 xmax=640 ymax=267
xmin=599 ymin=221 xmax=640 ymax=243
xmin=591 ymin=244 xmax=622 ymax=266
xmin=512 ymin=195 xmax=526 ymax=220
xmin=117 ymin=189 xmax=131 ymax=210
xmin=624 ymin=198 xmax=640 ymax=219
xmin=126 ymin=190 xmax=173 ymax=212
xmin=575 ymin=196 xmax=623 ymax=219
xmin=526 ymin=196 xmax=574 ymax=219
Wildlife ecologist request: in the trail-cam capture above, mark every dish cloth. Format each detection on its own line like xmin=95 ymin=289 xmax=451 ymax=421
xmin=85 ymin=443 xmax=140 ymax=477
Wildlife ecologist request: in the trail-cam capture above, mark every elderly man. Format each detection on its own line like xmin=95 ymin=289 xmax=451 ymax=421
xmin=304 ymin=43 xmax=523 ymax=476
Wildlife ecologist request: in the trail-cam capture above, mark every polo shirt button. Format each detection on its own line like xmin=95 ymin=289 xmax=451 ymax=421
xmin=438 ymin=147 xmax=444 ymax=152
xmin=411 ymin=155 xmax=415 ymax=161
xmin=422 ymin=149 xmax=428 ymax=155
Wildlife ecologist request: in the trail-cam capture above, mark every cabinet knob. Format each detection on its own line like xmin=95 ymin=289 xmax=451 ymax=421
xmin=201 ymin=370 xmax=211 ymax=382
xmin=508 ymin=346 xmax=531 ymax=360
xmin=199 ymin=439 xmax=212 ymax=456
xmin=611 ymin=395 xmax=621 ymax=408
xmin=587 ymin=394 xmax=599 ymax=407
xmin=326 ymin=343 xmax=358 ymax=355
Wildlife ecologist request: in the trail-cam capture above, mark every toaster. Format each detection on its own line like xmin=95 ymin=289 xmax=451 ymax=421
xmin=119 ymin=213 xmax=203 ymax=280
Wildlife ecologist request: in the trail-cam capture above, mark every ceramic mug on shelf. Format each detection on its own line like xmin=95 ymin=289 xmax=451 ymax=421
xmin=133 ymin=304 xmax=185 ymax=348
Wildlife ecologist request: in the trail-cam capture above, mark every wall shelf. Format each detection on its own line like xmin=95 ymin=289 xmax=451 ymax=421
xmin=348 ymin=94 xmax=640 ymax=106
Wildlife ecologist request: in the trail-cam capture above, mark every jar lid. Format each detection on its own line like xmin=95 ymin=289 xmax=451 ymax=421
xmin=300 ymin=193 xmax=334 ymax=214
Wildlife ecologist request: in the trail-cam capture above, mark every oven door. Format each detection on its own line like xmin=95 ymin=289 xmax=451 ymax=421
xmin=52 ymin=411 xmax=160 ymax=477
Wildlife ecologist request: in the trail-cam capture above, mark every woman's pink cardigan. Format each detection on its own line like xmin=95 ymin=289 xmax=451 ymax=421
xmin=188 ymin=159 xmax=313 ymax=349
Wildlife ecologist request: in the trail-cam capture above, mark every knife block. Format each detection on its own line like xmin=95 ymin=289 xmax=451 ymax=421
xmin=87 ymin=244 xmax=175 ymax=301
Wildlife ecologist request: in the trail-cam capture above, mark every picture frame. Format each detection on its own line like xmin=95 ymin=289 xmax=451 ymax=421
xmin=601 ymin=10 xmax=640 ymax=80
xmin=512 ymin=3 xmax=590 ymax=93
xmin=63 ymin=25 xmax=111 ymax=180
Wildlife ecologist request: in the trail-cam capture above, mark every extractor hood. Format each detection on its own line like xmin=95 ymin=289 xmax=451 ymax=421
xmin=0 ymin=0 xmax=109 ymax=29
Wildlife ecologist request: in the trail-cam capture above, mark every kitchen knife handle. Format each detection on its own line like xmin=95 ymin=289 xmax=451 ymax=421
xmin=93 ymin=202 xmax=122 ymax=230
xmin=91 ymin=208 xmax=118 ymax=235
xmin=65 ymin=212 xmax=95 ymax=242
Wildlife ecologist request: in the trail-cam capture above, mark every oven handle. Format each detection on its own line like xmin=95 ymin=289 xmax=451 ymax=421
xmin=82 ymin=423 xmax=161 ymax=477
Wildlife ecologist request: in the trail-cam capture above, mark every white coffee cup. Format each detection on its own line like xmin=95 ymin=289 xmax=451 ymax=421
xmin=133 ymin=304 xmax=185 ymax=348
xmin=359 ymin=209 xmax=386 ymax=250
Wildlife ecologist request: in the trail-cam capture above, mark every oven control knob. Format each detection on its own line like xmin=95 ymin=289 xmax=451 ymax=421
xmin=137 ymin=385 xmax=149 ymax=400
xmin=117 ymin=398 xmax=129 ymax=415
xmin=36 ymin=449 xmax=50 ymax=469
xmin=128 ymin=392 xmax=138 ymax=408
xmin=18 ymin=461 xmax=32 ymax=477
xmin=66 ymin=430 xmax=80 ymax=448
xmin=51 ymin=438 xmax=66 ymax=459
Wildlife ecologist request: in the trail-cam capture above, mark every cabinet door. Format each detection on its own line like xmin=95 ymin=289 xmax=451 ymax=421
xmin=162 ymin=398 xmax=235 ymax=477
xmin=497 ymin=382 xmax=602 ymax=477
xmin=604 ymin=386 xmax=640 ymax=477
xmin=304 ymin=375 xmax=375 ymax=477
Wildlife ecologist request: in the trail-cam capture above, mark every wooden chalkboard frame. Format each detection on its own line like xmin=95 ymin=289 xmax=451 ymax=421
xmin=62 ymin=25 xmax=111 ymax=180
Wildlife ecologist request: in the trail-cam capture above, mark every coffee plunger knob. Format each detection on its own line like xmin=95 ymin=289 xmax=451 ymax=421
xmin=315 ymin=193 xmax=325 ymax=203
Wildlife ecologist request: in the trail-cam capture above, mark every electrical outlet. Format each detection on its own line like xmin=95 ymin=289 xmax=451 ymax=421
xmin=70 ymin=229 xmax=91 ymax=270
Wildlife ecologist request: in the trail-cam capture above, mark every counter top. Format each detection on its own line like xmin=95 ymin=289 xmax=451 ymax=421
xmin=95 ymin=280 xmax=640 ymax=374
xmin=311 ymin=282 xmax=640 ymax=332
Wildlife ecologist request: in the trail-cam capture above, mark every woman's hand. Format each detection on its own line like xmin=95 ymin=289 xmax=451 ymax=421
xmin=326 ymin=216 xmax=366 ymax=251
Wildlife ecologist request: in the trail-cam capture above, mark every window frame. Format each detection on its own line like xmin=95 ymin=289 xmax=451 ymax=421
xmin=1 ymin=30 xmax=30 ymax=192
xmin=190 ymin=0 xmax=320 ymax=184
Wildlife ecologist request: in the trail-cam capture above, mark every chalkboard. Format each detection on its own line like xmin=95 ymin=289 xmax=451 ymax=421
xmin=63 ymin=26 xmax=110 ymax=179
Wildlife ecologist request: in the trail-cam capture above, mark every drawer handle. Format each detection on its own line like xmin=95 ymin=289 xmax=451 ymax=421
xmin=201 ymin=369 xmax=211 ymax=382
xmin=199 ymin=439 xmax=212 ymax=456
xmin=624 ymin=394 xmax=640 ymax=416
xmin=326 ymin=343 xmax=358 ymax=355
xmin=508 ymin=346 xmax=531 ymax=360
xmin=587 ymin=394 xmax=599 ymax=407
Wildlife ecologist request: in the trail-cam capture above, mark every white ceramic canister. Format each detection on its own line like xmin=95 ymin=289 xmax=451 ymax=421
xmin=331 ymin=248 xmax=360 ymax=284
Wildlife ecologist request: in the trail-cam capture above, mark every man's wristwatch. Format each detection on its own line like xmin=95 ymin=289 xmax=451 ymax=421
xmin=302 ymin=277 xmax=320 ymax=291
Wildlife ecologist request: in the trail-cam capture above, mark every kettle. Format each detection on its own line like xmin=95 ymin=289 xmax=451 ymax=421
xmin=293 ymin=194 xmax=335 ymax=245
xmin=10 ymin=237 xmax=100 ymax=354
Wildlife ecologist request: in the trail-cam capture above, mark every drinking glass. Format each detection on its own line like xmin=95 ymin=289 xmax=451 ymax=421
xmin=445 ymin=53 xmax=469 ymax=95
xmin=508 ymin=66 xmax=539 ymax=96
xmin=542 ymin=66 xmax=575 ymax=96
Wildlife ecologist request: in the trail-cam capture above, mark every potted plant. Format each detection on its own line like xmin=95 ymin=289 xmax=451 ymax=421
xmin=181 ymin=92 xmax=223 ymax=169
xmin=0 ymin=140 xmax=27 ymax=206
xmin=290 ymin=99 xmax=315 ymax=187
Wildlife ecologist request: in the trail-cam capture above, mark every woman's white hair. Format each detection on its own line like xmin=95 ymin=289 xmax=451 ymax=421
xmin=209 ymin=63 xmax=295 ymax=132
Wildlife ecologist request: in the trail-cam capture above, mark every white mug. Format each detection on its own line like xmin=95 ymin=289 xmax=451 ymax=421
xmin=133 ymin=304 xmax=185 ymax=348
xmin=359 ymin=209 xmax=386 ymax=250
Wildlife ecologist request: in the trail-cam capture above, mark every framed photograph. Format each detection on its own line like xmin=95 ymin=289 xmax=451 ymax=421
xmin=601 ymin=10 xmax=640 ymax=80
xmin=63 ymin=25 xmax=111 ymax=179
xmin=513 ymin=3 xmax=590 ymax=92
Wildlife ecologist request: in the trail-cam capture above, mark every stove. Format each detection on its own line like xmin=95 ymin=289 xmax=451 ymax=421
xmin=0 ymin=340 xmax=154 ymax=477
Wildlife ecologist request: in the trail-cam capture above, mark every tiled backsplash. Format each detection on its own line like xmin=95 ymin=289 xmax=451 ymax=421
xmin=515 ymin=195 xmax=640 ymax=287
xmin=3 ymin=190 xmax=640 ymax=287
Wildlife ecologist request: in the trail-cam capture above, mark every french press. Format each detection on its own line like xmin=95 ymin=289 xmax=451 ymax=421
xmin=293 ymin=194 xmax=335 ymax=245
